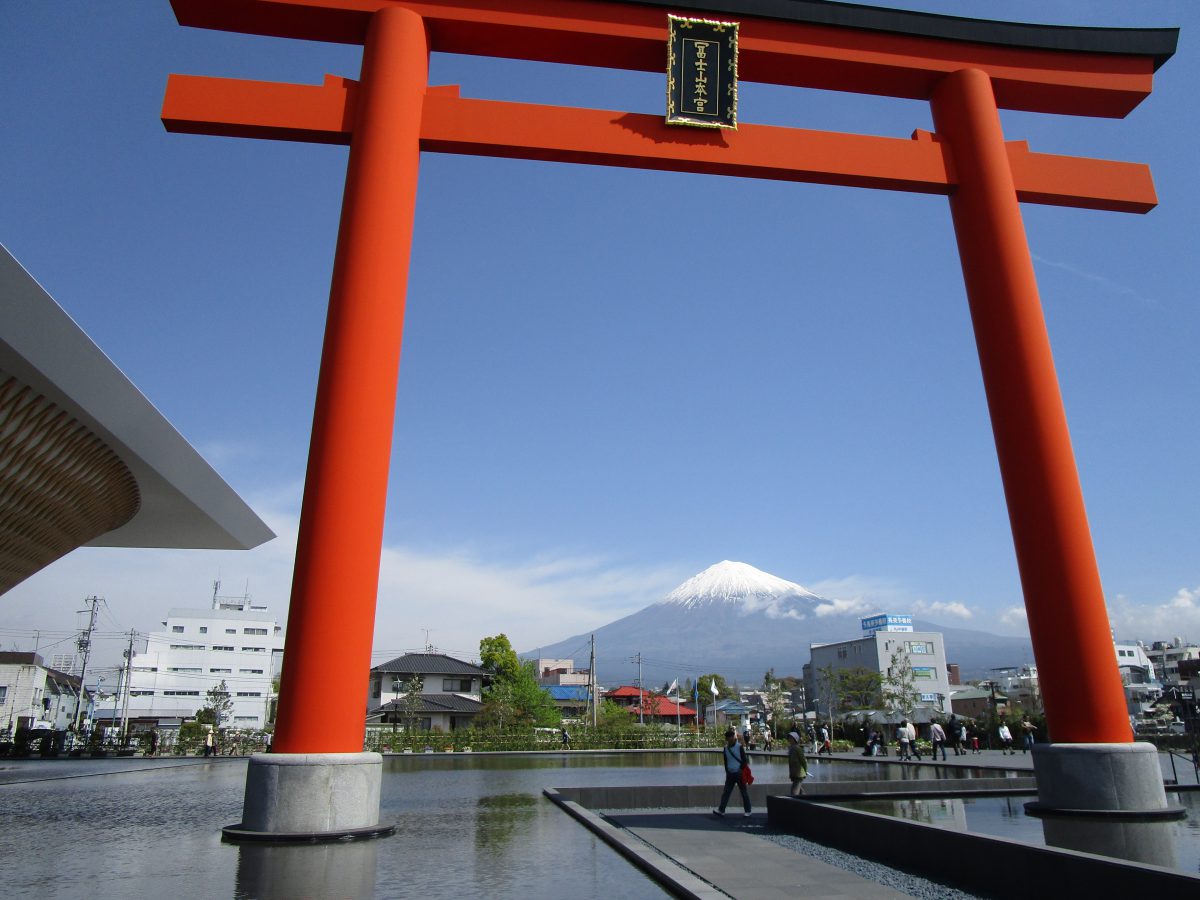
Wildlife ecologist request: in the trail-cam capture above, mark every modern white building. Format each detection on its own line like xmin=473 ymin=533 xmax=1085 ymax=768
xmin=125 ymin=586 xmax=284 ymax=731
xmin=1114 ymin=640 xmax=1162 ymax=716
xmin=807 ymin=614 xmax=953 ymax=719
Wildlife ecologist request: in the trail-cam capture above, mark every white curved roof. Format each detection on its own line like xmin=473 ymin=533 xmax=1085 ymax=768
xmin=0 ymin=243 xmax=274 ymax=551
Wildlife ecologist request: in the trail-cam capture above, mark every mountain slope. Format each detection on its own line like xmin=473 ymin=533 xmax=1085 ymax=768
xmin=523 ymin=561 xmax=1033 ymax=688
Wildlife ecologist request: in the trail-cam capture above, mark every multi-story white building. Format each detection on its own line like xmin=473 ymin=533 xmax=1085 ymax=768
xmin=0 ymin=652 xmax=88 ymax=734
xmin=807 ymin=614 xmax=953 ymax=720
xmin=126 ymin=587 xmax=284 ymax=731
xmin=1114 ymin=639 xmax=1162 ymax=716
xmin=1145 ymin=639 xmax=1200 ymax=687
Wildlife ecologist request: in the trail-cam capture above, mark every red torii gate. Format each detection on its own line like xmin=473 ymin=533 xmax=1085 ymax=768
xmin=163 ymin=0 xmax=1177 ymax=837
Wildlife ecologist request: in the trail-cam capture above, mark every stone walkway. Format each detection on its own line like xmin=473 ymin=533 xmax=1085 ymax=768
xmin=606 ymin=809 xmax=909 ymax=899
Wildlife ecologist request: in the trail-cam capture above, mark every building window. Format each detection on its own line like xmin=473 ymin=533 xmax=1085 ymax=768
xmin=239 ymin=669 xmax=263 ymax=675
xmin=234 ymin=716 xmax=258 ymax=722
xmin=236 ymin=691 xmax=262 ymax=697
xmin=225 ymin=629 xmax=236 ymax=634
xmin=199 ymin=627 xmax=208 ymax=634
xmin=912 ymin=667 xmax=936 ymax=680
xmin=906 ymin=641 xmax=931 ymax=654
xmin=212 ymin=645 xmax=234 ymax=652
xmin=170 ymin=644 xmax=203 ymax=650
xmin=167 ymin=667 xmax=202 ymax=674
xmin=133 ymin=666 xmax=158 ymax=673
xmin=243 ymin=628 xmax=268 ymax=636
xmin=171 ymin=626 xmax=184 ymax=633
xmin=130 ymin=690 xmax=155 ymax=696
xmin=442 ymin=678 xmax=473 ymax=692
xmin=210 ymin=668 xmax=232 ymax=674
xmin=163 ymin=690 xmax=200 ymax=696
xmin=0 ymin=686 xmax=6 ymax=703
xmin=241 ymin=647 xmax=266 ymax=653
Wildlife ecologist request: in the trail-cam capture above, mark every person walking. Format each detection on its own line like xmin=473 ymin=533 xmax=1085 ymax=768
xmin=930 ymin=720 xmax=948 ymax=761
xmin=787 ymin=730 xmax=809 ymax=796
xmin=203 ymin=729 xmax=215 ymax=758
xmin=714 ymin=729 xmax=752 ymax=817
xmin=560 ymin=726 xmax=571 ymax=750
xmin=898 ymin=719 xmax=913 ymax=760
xmin=948 ymin=714 xmax=963 ymax=756
xmin=1020 ymin=717 xmax=1036 ymax=754
xmin=818 ymin=723 xmax=832 ymax=756
xmin=998 ymin=721 xmax=1014 ymax=754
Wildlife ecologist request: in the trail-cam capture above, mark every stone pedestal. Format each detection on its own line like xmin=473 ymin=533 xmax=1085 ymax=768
xmin=1027 ymin=742 xmax=1185 ymax=868
xmin=222 ymin=752 xmax=393 ymax=842
xmin=1029 ymin=742 xmax=1170 ymax=814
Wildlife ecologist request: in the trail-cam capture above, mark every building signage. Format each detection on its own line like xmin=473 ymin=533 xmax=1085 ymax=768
xmin=861 ymin=614 xmax=914 ymax=634
xmin=666 ymin=15 xmax=738 ymax=129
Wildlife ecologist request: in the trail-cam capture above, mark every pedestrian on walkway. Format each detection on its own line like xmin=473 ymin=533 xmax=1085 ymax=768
xmin=714 ymin=729 xmax=752 ymax=817
xmin=948 ymin=714 xmax=963 ymax=756
xmin=998 ymin=721 xmax=1014 ymax=754
xmin=930 ymin=720 xmax=948 ymax=761
xmin=898 ymin=719 xmax=913 ymax=760
xmin=787 ymin=730 xmax=808 ymax=796
xmin=970 ymin=728 xmax=980 ymax=754
xmin=817 ymin=723 xmax=832 ymax=756
xmin=1020 ymin=717 xmax=1036 ymax=754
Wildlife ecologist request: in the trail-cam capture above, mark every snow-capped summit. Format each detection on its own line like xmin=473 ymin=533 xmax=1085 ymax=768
xmin=659 ymin=560 xmax=824 ymax=619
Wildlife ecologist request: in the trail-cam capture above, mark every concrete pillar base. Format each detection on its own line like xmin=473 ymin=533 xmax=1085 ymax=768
xmin=222 ymin=752 xmax=394 ymax=843
xmin=1027 ymin=742 xmax=1177 ymax=817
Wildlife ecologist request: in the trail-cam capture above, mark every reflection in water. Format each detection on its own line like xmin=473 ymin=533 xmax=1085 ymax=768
xmin=1040 ymin=817 xmax=1179 ymax=869
xmin=834 ymin=792 xmax=1199 ymax=874
xmin=234 ymin=839 xmax=379 ymax=900
xmin=475 ymin=792 xmax=538 ymax=851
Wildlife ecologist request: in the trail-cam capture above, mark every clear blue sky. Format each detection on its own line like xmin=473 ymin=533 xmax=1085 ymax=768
xmin=2 ymin=2 xmax=1198 ymax=678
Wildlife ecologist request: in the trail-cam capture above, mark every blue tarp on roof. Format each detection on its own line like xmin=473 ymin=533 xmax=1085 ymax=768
xmin=546 ymin=685 xmax=590 ymax=701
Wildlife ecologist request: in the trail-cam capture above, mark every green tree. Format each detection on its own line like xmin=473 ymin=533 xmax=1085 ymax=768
xmin=596 ymin=698 xmax=634 ymax=728
xmin=882 ymin=648 xmax=919 ymax=722
xmin=478 ymin=636 xmax=561 ymax=729
xmin=198 ymin=680 xmax=233 ymax=730
xmin=396 ymin=674 xmax=425 ymax=732
xmin=479 ymin=634 xmax=522 ymax=683
xmin=697 ymin=673 xmax=730 ymax=700
xmin=838 ymin=666 xmax=884 ymax=710
xmin=764 ymin=677 xmax=787 ymax=737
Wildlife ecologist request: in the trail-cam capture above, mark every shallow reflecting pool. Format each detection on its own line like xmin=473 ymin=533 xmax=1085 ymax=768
xmin=0 ymin=751 xmax=1048 ymax=899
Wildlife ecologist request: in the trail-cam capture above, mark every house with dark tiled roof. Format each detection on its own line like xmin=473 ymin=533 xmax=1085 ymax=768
xmin=366 ymin=652 xmax=487 ymax=732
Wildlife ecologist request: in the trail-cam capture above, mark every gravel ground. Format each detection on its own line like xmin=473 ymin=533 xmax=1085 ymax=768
xmin=758 ymin=831 xmax=984 ymax=900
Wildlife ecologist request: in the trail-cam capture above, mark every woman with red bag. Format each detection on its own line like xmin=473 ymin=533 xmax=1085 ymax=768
xmin=713 ymin=728 xmax=752 ymax=817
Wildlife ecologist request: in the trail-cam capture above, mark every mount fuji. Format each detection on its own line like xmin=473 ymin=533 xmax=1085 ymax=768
xmin=523 ymin=560 xmax=1033 ymax=689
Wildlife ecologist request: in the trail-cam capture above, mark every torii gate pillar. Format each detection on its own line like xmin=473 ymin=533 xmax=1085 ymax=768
xmin=932 ymin=68 xmax=1169 ymax=821
xmin=229 ymin=6 xmax=426 ymax=841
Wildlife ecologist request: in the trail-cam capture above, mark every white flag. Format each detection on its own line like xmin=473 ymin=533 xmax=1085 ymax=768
xmin=709 ymin=680 xmax=719 ymax=697
xmin=667 ymin=678 xmax=678 ymax=696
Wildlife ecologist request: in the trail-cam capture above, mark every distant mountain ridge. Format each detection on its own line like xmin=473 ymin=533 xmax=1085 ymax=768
xmin=523 ymin=560 xmax=1033 ymax=689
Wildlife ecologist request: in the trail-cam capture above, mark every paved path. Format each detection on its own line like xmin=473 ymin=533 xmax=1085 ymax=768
xmin=604 ymin=810 xmax=908 ymax=900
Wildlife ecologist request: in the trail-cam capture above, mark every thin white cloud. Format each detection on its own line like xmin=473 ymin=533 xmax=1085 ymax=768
xmin=813 ymin=596 xmax=876 ymax=618
xmin=2 ymin=492 xmax=684 ymax=674
xmin=912 ymin=599 xmax=974 ymax=621
xmin=999 ymin=605 xmax=1028 ymax=628
xmin=1032 ymin=253 xmax=1157 ymax=308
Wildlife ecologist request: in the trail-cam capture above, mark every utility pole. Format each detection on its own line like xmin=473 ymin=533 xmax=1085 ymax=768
xmin=634 ymin=652 xmax=644 ymax=726
xmin=589 ymin=634 xmax=597 ymax=729
xmin=119 ymin=630 xmax=136 ymax=745
xmin=71 ymin=597 xmax=103 ymax=733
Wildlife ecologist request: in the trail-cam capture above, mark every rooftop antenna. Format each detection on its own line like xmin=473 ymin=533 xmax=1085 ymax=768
xmin=421 ymin=628 xmax=434 ymax=652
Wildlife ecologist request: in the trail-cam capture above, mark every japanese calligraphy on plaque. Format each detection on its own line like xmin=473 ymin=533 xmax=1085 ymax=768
xmin=666 ymin=15 xmax=739 ymax=129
